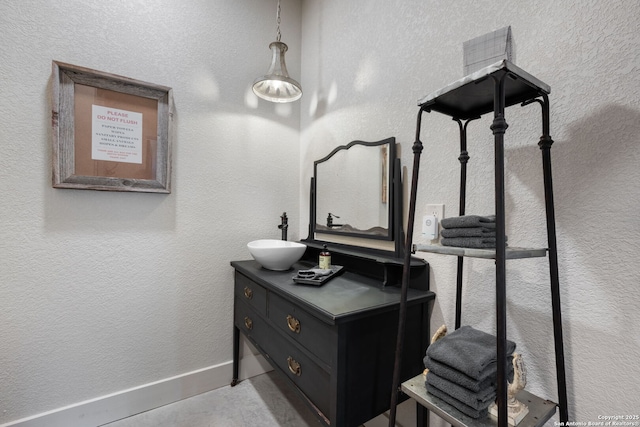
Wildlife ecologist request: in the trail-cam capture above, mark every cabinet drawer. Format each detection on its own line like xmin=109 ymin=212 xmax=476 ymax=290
xmin=269 ymin=293 xmax=335 ymax=366
xmin=262 ymin=325 xmax=331 ymax=418
xmin=234 ymin=272 xmax=267 ymax=317
xmin=234 ymin=298 xmax=270 ymax=348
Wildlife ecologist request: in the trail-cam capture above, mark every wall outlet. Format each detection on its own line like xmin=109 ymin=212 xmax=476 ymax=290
xmin=425 ymin=204 xmax=445 ymax=221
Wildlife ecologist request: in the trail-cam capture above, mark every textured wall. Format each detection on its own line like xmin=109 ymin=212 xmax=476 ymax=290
xmin=300 ymin=0 xmax=640 ymax=424
xmin=0 ymin=0 xmax=301 ymax=423
xmin=2 ymin=0 xmax=639 ymax=425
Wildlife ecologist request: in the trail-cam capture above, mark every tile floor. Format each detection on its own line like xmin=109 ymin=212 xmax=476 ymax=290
xmin=101 ymin=371 xmax=321 ymax=427
xmin=101 ymin=371 xmax=416 ymax=427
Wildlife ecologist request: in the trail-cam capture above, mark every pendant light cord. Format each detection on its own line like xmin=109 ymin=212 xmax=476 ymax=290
xmin=276 ymin=0 xmax=282 ymax=42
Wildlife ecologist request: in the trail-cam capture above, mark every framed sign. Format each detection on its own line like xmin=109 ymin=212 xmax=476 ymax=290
xmin=51 ymin=61 xmax=173 ymax=193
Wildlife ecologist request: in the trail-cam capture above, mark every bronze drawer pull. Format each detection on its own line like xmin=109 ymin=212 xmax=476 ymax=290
xmin=244 ymin=317 xmax=253 ymax=330
xmin=243 ymin=286 xmax=253 ymax=299
xmin=287 ymin=356 xmax=301 ymax=376
xmin=286 ymin=315 xmax=301 ymax=333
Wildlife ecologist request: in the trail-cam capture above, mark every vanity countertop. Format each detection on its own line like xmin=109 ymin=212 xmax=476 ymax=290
xmin=231 ymin=260 xmax=434 ymax=325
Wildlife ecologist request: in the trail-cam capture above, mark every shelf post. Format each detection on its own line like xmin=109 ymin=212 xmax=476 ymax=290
xmin=491 ymin=73 xmax=509 ymax=427
xmin=453 ymin=117 xmax=479 ymax=330
xmin=538 ymin=94 xmax=569 ymax=424
xmin=389 ymin=105 xmax=429 ymax=427
xmin=521 ymin=94 xmax=569 ymax=423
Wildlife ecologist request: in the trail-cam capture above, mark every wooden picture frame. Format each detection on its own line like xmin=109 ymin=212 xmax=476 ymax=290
xmin=51 ymin=61 xmax=173 ymax=193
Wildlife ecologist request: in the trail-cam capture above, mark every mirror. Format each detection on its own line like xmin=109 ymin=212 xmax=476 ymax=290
xmin=313 ymin=137 xmax=396 ymax=241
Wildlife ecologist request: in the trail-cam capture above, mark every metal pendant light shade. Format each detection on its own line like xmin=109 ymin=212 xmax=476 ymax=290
xmin=253 ymin=41 xmax=302 ymax=103
xmin=252 ymin=0 xmax=302 ymax=103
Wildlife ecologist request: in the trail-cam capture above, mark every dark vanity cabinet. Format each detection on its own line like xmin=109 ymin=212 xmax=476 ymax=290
xmin=231 ymin=246 xmax=434 ymax=427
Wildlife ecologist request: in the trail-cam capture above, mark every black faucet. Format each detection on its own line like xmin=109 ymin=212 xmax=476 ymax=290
xmin=278 ymin=212 xmax=288 ymax=241
xmin=327 ymin=213 xmax=342 ymax=228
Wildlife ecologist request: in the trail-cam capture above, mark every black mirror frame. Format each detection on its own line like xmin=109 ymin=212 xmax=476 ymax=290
xmin=312 ymin=137 xmax=396 ymax=241
xmin=305 ymin=137 xmax=405 ymax=259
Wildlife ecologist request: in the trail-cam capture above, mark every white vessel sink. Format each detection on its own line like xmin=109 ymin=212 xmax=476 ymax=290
xmin=247 ymin=239 xmax=307 ymax=271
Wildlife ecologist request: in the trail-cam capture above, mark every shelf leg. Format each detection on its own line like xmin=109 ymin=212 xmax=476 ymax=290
xmin=491 ymin=73 xmax=509 ymax=427
xmin=416 ymin=402 xmax=429 ymax=427
xmin=454 ymin=257 xmax=464 ymax=330
xmin=538 ymin=94 xmax=569 ymax=424
xmin=522 ymin=94 xmax=570 ymax=423
xmin=389 ymin=106 xmax=429 ymax=427
xmin=453 ymin=117 xmax=479 ymax=329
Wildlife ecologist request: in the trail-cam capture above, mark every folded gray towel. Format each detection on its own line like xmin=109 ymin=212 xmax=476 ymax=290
xmin=426 ymin=325 xmax=516 ymax=380
xmin=441 ymin=215 xmax=496 ymax=229
xmin=441 ymin=227 xmax=496 ymax=238
xmin=426 ymin=381 xmax=489 ymax=419
xmin=427 ymin=372 xmax=495 ymax=410
xmin=441 ymin=237 xmax=501 ymax=249
xmin=424 ymin=355 xmax=514 ymax=392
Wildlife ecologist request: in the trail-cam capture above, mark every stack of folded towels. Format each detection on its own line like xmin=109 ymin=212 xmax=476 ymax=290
xmin=440 ymin=215 xmax=503 ymax=249
xmin=423 ymin=325 xmax=515 ymax=419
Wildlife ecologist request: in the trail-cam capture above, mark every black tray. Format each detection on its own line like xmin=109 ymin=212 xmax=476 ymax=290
xmin=293 ymin=265 xmax=344 ymax=286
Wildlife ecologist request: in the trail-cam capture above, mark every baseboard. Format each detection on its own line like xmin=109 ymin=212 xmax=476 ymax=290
xmin=1 ymin=353 xmax=272 ymax=427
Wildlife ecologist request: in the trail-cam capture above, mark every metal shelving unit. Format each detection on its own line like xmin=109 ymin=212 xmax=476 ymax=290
xmin=388 ymin=60 xmax=568 ymax=427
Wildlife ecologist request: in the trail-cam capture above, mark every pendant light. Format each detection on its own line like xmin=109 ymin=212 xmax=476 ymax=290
xmin=252 ymin=0 xmax=302 ymax=103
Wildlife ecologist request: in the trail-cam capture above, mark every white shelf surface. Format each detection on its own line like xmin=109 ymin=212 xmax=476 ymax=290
xmin=413 ymin=244 xmax=548 ymax=260
xmin=402 ymin=374 xmax=557 ymax=427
